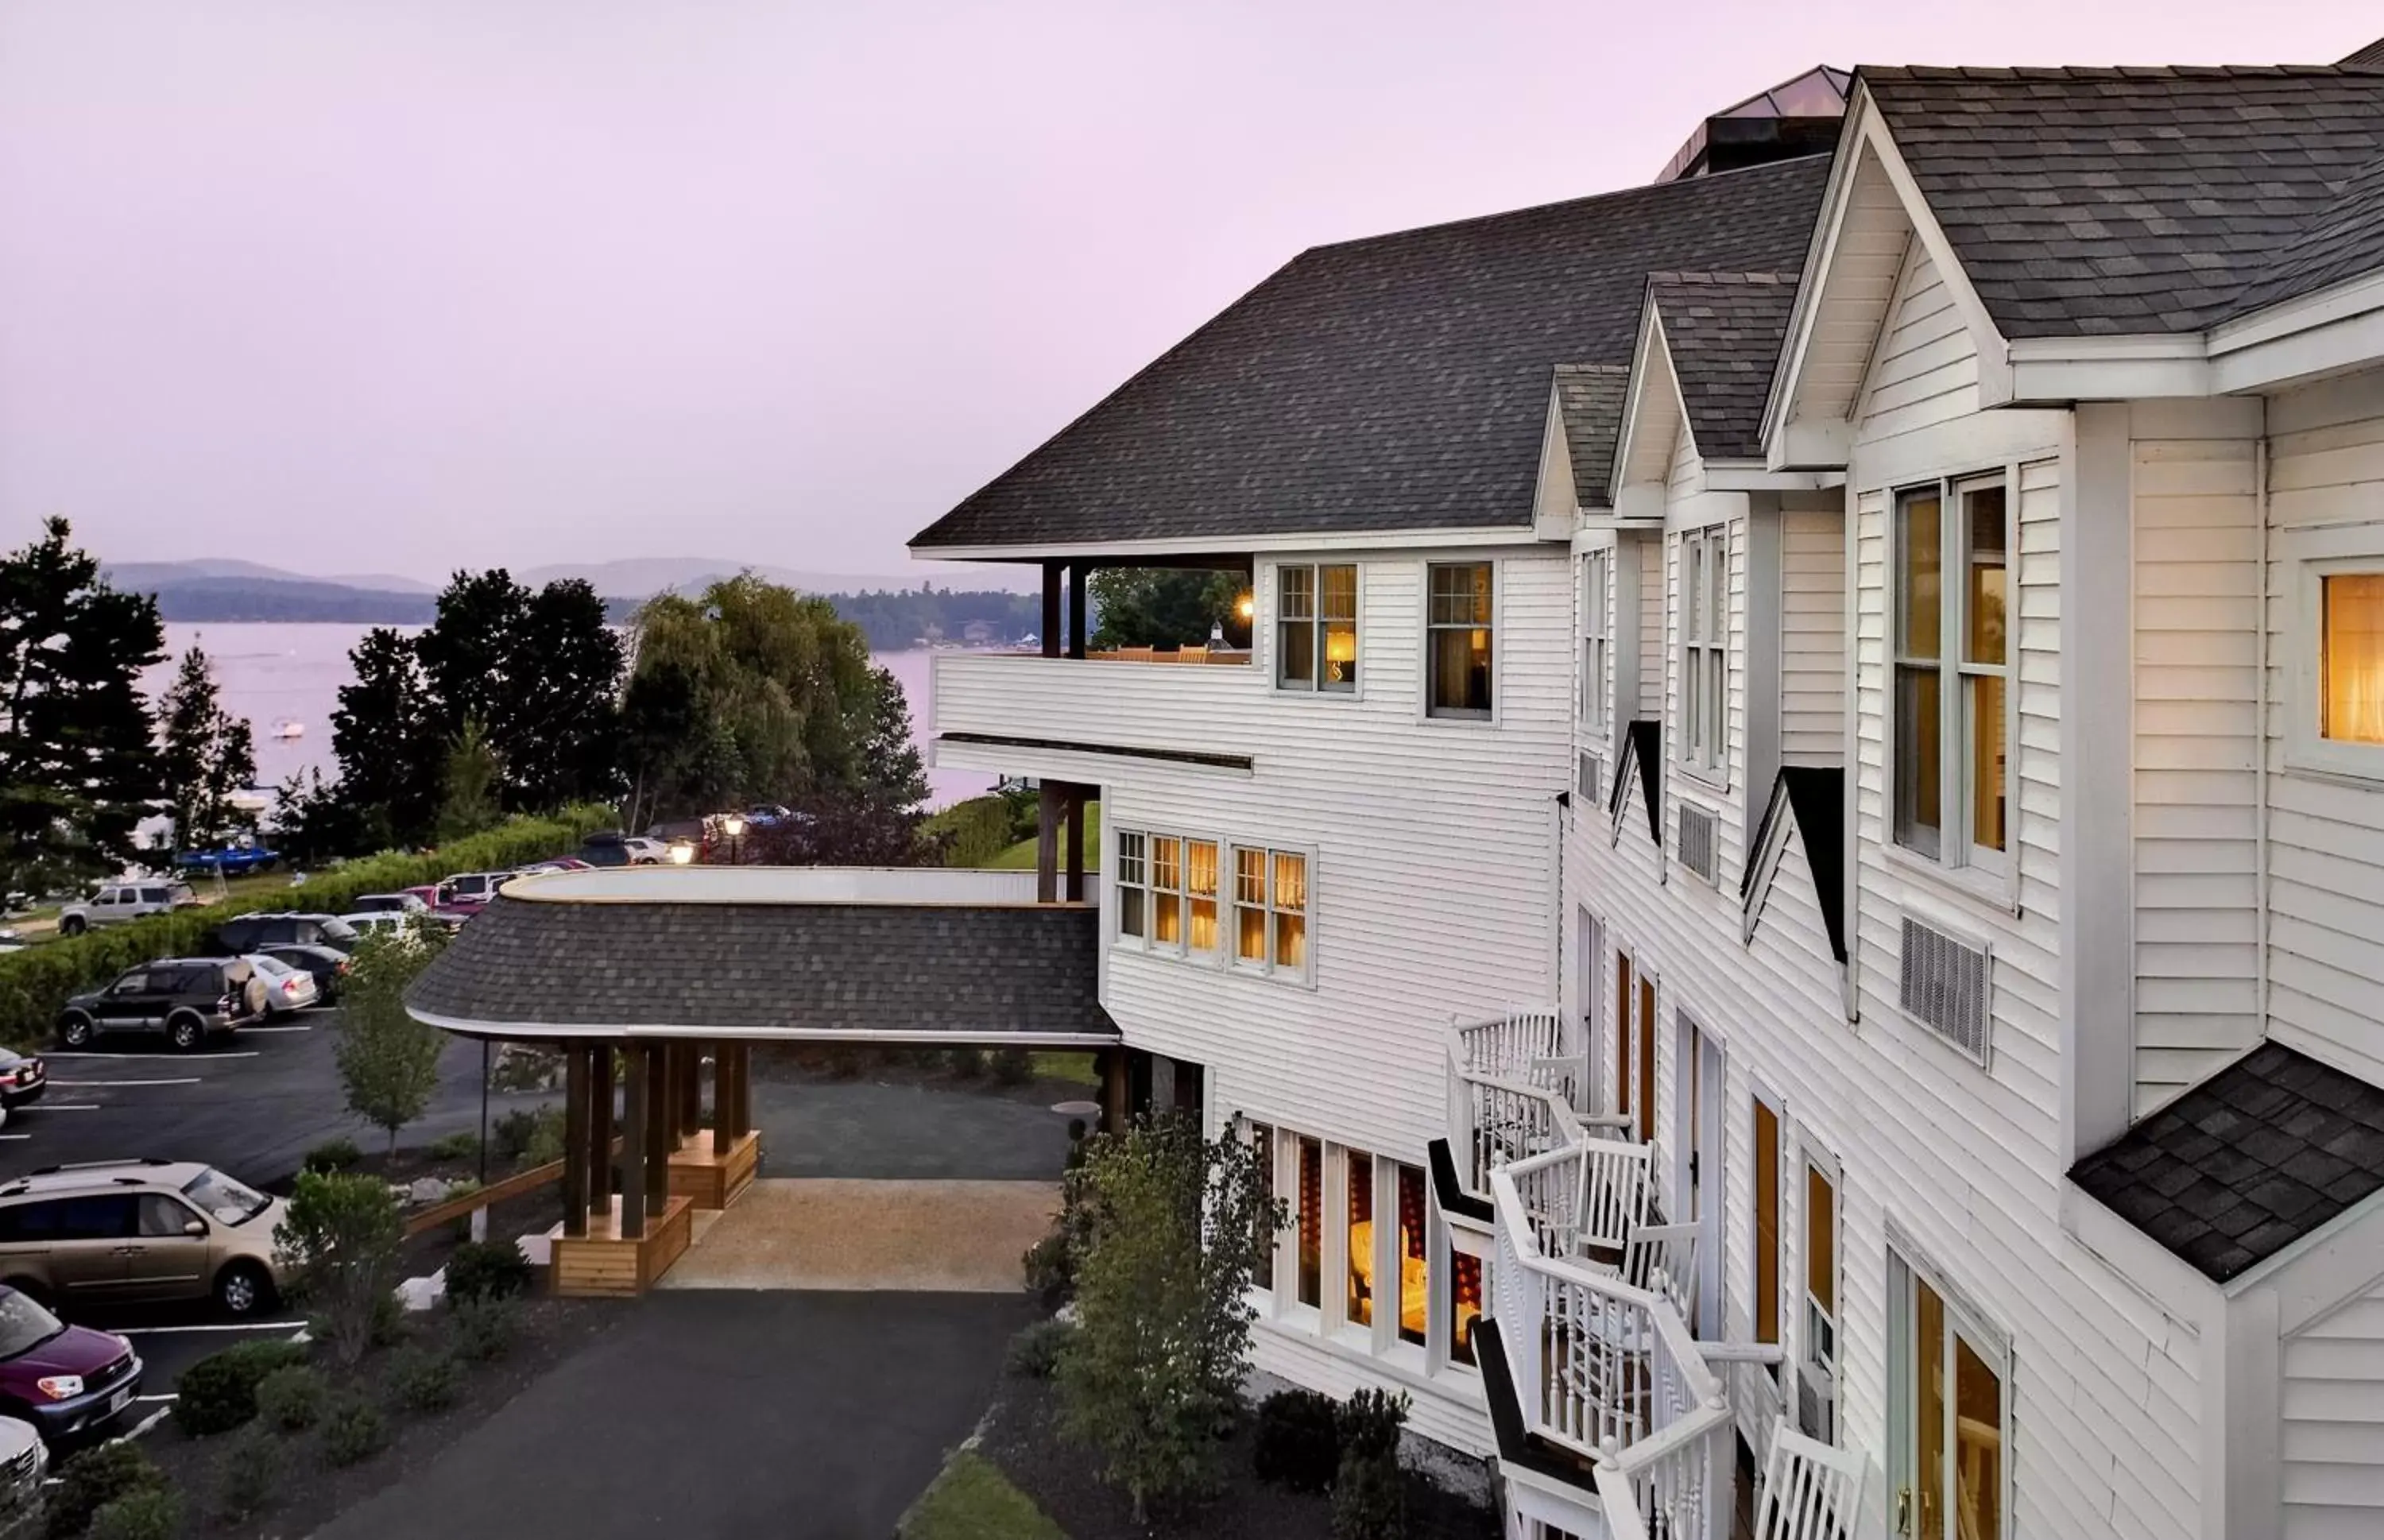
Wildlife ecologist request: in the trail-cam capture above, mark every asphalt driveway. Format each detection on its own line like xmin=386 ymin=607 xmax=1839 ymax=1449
xmin=318 ymin=1290 xmax=1037 ymax=1540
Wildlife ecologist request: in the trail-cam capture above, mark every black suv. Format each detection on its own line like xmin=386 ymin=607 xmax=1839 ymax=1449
xmin=56 ymin=959 xmax=265 ymax=1051
xmin=207 ymin=913 xmax=358 ymax=957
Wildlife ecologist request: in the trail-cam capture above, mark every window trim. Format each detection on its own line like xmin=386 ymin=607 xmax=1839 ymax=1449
xmin=1751 ymin=1080 xmax=1785 ymax=1362
xmin=1109 ymin=827 xmax=1225 ymax=963
xmin=1229 ymin=842 xmax=1316 ymax=987
xmin=1802 ymin=1141 xmax=1840 ymax=1383
xmin=1422 ymin=559 xmax=1500 ymax=724
xmin=1678 ymin=525 xmax=1729 ymax=786
xmin=1884 ymin=469 xmax=2020 ymax=901
xmin=1271 ymin=561 xmax=1363 ymax=698
xmin=2285 ymin=528 xmax=2384 ymax=783
xmin=1887 ymin=1240 xmax=2014 ymax=1540
xmin=1580 ymin=547 xmax=1611 ymax=741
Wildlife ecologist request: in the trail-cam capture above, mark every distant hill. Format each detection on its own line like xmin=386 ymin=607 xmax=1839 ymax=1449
xmin=115 ymin=574 xmax=437 ymax=624
xmin=517 ymin=557 xmax=929 ymax=601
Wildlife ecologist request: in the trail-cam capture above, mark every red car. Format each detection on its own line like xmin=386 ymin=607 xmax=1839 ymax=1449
xmin=0 ymin=1287 xmax=141 ymax=1442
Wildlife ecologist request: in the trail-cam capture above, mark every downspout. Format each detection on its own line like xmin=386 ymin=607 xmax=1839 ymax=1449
xmin=2254 ymin=432 xmax=2270 ymax=1043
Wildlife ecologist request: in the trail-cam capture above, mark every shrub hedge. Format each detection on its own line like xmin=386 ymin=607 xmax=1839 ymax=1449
xmin=0 ymin=806 xmax=613 ymax=1048
xmin=45 ymin=1443 xmax=168 ymax=1540
xmin=172 ymin=1338 xmax=312 ymax=1437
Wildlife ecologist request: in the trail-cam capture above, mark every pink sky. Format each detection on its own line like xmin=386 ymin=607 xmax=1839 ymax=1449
xmin=0 ymin=2 xmax=2372 ymax=585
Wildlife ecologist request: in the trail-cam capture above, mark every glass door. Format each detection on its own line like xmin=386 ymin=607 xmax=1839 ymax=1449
xmin=1893 ymin=1257 xmax=2006 ymax=1540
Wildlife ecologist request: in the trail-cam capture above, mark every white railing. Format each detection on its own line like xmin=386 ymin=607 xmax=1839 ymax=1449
xmin=1446 ymin=1010 xmax=1606 ymax=1199
xmin=1701 ymin=1342 xmax=1789 ymax=1488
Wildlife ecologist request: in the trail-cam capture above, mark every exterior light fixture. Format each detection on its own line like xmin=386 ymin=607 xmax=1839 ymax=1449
xmin=1235 ymin=593 xmax=1255 ymax=621
xmin=668 ymin=842 xmax=695 ymax=865
xmin=722 ymin=814 xmax=746 ymax=839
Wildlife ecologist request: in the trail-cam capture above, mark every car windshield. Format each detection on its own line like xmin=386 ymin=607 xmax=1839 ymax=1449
xmin=0 ymin=1290 xmax=64 ymax=1358
xmin=181 ymin=1168 xmax=272 ymax=1226
xmin=247 ymin=957 xmax=291 ymax=977
xmin=318 ymin=918 xmax=358 ymax=942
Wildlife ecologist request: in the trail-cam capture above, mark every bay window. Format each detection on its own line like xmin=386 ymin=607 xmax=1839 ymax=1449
xmin=1427 ymin=562 xmax=1494 ymax=718
xmin=1681 ymin=528 xmax=1726 ymax=776
xmin=1892 ymin=477 xmax=2010 ymax=870
xmin=1278 ymin=563 xmax=1358 ymax=692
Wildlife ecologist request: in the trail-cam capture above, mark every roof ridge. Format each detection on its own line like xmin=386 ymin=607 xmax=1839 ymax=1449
xmin=1860 ymin=62 xmax=2382 ymax=82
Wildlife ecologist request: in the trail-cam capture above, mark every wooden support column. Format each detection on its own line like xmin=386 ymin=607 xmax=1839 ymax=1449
xmin=588 ymin=1045 xmax=614 ymax=1216
xmin=733 ymin=1043 xmax=753 ymax=1139
xmin=711 ymin=1039 xmax=730 ymax=1155
xmin=562 ymin=1044 xmax=590 ymax=1237
xmin=644 ymin=1044 xmax=671 ymax=1213
xmin=1036 ymin=784 xmax=1061 ymax=903
xmin=619 ymin=1041 xmax=648 ymax=1240
xmin=1066 ymin=563 xmax=1087 ymax=660
xmin=1098 ymin=1045 xmax=1130 ymax=1136
xmin=679 ymin=1044 xmax=702 ymax=1140
xmin=1064 ymin=787 xmax=1087 ymax=903
xmin=1041 ymin=562 xmax=1062 ymax=658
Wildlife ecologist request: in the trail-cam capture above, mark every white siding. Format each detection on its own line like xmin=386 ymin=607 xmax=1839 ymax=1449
xmin=2263 ymin=377 xmax=2384 ymax=1088
xmin=1854 ymin=247 xmax=1980 ymax=447
xmin=2132 ymin=436 xmax=2262 ymax=1114
xmin=1780 ymin=505 xmax=1846 ymax=766
xmin=1637 ymin=532 xmax=1664 ymax=725
xmin=2285 ymin=1278 xmax=2384 ymax=1538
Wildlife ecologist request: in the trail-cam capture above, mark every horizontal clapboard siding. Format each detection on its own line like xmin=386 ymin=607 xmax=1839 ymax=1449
xmin=2285 ymin=1283 xmax=2384 ymax=1538
xmin=2132 ymin=437 xmax=2262 ymax=1115
xmin=1780 ymin=505 xmax=1846 ymax=767
xmin=1855 ymin=246 xmax=1980 ymax=446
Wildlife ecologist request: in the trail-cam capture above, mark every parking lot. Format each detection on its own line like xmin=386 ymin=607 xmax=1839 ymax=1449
xmin=0 ymin=1009 xmax=559 ymax=1403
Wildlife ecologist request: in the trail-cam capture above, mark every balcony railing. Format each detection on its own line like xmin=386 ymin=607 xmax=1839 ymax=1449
xmin=960 ymin=644 xmax=1252 ymax=665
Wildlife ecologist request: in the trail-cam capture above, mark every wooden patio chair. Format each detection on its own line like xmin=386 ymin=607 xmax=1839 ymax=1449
xmin=1175 ymin=644 xmax=1209 ymax=663
xmin=1752 ymin=1422 xmax=1868 ymax=1540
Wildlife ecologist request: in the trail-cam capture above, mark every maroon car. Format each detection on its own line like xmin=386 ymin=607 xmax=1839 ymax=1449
xmin=0 ymin=1287 xmax=140 ymax=1441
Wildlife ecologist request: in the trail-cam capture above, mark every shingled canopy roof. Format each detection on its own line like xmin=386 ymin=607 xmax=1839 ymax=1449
xmin=406 ymin=869 xmax=1117 ymax=1046
xmin=1644 ymin=272 xmax=1798 ymax=460
xmin=911 ymin=157 xmax=1829 ymax=552
xmin=1863 ymin=65 xmax=2384 ymax=337
xmin=2070 ymin=1042 xmax=2384 ymax=1283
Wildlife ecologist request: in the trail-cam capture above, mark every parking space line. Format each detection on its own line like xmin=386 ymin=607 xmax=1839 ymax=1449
xmin=0 ymin=1135 xmax=25 ymax=1142
xmin=45 ymin=1051 xmax=258 ymax=1060
xmin=50 ymin=1078 xmax=202 ymax=1088
xmin=134 ymin=1393 xmax=177 ymax=1403
xmin=237 ymin=1026 xmax=312 ymax=1035
xmin=31 ymin=1103 xmax=100 ymax=1110
xmin=117 ymin=1320 xmax=308 ymax=1335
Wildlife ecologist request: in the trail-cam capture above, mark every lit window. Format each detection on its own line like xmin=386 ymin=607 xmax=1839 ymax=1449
xmin=1233 ymin=846 xmax=1310 ymax=981
xmin=1278 ymin=563 xmax=1358 ymax=693
xmin=1427 ymin=563 xmax=1494 ymax=718
xmin=1113 ymin=830 xmax=1217 ymax=959
xmin=1246 ymin=1120 xmax=1275 ymax=1292
xmin=1893 ymin=478 xmax=2008 ymax=869
xmin=1395 ymin=1163 xmax=1427 ymax=1348
xmin=1894 ymin=1256 xmax=2007 ymax=1540
xmin=1581 ymin=549 xmax=1610 ymax=735
xmin=1448 ymin=1246 xmax=1482 ymax=1367
xmin=1345 ymin=1147 xmax=1373 ymax=1328
xmin=2324 ymin=574 xmax=2384 ymax=745
xmin=1115 ymin=832 xmax=1146 ymax=941
xmin=1296 ymin=1136 xmax=1323 ymax=1310
xmin=1681 ymin=528 xmax=1727 ymax=776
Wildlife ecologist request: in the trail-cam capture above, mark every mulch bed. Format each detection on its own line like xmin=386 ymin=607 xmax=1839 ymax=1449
xmin=977 ymin=1371 xmax=1499 ymax=1540
xmin=125 ymin=1290 xmax=619 ymax=1538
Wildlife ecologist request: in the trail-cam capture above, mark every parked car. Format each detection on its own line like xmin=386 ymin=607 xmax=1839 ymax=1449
xmin=0 ymin=1052 xmax=46 ymax=1113
xmin=172 ymin=842 xmax=277 ymax=877
xmin=347 ymin=892 xmax=428 ymax=915
xmin=0 ymin=1159 xmax=288 ymax=1318
xmin=432 ymin=871 xmax=515 ymax=915
xmin=575 ymin=830 xmax=636 ymax=867
xmin=0 ymin=1285 xmax=139 ymax=1442
xmin=207 ymin=912 xmax=358 ymax=956
xmin=517 ymin=858 xmax=592 ymax=875
xmin=621 ymin=836 xmax=669 ymax=865
xmin=256 ymin=943 xmax=349 ymax=1004
xmin=55 ymin=880 xmax=199 ymax=938
xmin=242 ymin=954 xmax=318 ymax=1016
xmin=0 ymin=1414 xmax=42 ymax=1503
xmin=54 ymin=960 xmax=262 ymax=1051
xmin=341 ymin=911 xmax=412 ymax=938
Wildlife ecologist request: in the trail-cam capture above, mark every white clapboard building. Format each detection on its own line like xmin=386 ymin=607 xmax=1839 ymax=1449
xmin=914 ymin=36 xmax=2384 ymax=1540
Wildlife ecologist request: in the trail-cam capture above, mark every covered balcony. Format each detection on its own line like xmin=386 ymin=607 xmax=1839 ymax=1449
xmin=1442 ymin=1012 xmax=1863 ymax=1540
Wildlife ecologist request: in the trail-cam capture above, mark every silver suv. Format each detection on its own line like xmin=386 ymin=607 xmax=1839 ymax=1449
xmin=56 ymin=881 xmax=198 ymax=938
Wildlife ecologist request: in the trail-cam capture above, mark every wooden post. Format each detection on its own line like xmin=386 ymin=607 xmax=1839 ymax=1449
xmin=644 ymin=1044 xmax=671 ymax=1212
xmin=588 ymin=1045 xmax=613 ymax=1220
xmin=679 ymin=1043 xmax=701 ymax=1140
xmin=711 ymin=1040 xmax=730 ymax=1155
xmin=1099 ymin=1045 xmax=1130 ymax=1136
xmin=1067 ymin=563 xmax=1087 ymax=660
xmin=1036 ymin=783 xmax=1061 ymax=903
xmin=620 ymin=1041 xmax=648 ymax=1241
xmin=1041 ymin=562 xmax=1062 ymax=658
xmin=562 ymin=1044 xmax=590 ymax=1238
xmin=732 ymin=1043 xmax=753 ymax=1140
xmin=1064 ymin=787 xmax=1086 ymax=903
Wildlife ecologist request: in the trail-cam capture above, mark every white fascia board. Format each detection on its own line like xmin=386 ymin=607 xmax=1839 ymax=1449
xmin=1607 ymin=302 xmax=1671 ymax=502
xmin=2209 ymin=296 xmax=2384 ymax=396
xmin=2210 ymin=264 xmax=2384 ymax=355
xmin=2059 ymin=1179 xmax=2219 ymax=1325
xmin=1761 ymin=91 xmax=1875 ymax=459
xmin=2003 ymin=332 xmax=2214 ymax=402
xmin=1769 ymin=417 xmax=1853 ymax=472
xmin=910 ymin=524 xmax=1549 ymax=562
xmin=1533 ymin=378 xmax=1578 ymax=532
xmin=1702 ymin=462 xmax=1840 ymax=493
xmin=1612 ymin=483 xmax=1666 ymax=524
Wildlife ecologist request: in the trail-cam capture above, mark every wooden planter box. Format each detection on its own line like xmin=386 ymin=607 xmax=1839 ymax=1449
xmin=550 ymin=1195 xmax=693 ymax=1297
xmin=668 ymin=1131 xmax=760 ymax=1210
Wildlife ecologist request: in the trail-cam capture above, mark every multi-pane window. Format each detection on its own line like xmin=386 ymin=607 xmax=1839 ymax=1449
xmin=1113 ymin=830 xmax=1217 ymax=958
xmin=1681 ymin=527 xmax=1727 ymax=775
xmin=1395 ymin=1163 xmax=1427 ymax=1348
xmin=1448 ymin=1247 xmax=1483 ymax=1367
xmin=1427 ymin=563 xmax=1494 ymax=718
xmin=1580 ymin=549 xmax=1610 ymax=735
xmin=1893 ymin=478 xmax=2010 ymax=867
xmin=1233 ymin=847 xmax=1310 ymax=979
xmin=1805 ymin=1155 xmax=1838 ymax=1377
xmin=1248 ymin=1120 xmax=1277 ymax=1291
xmin=1344 ymin=1148 xmax=1374 ymax=1328
xmin=1278 ymin=563 xmax=1358 ymax=692
xmin=1296 ymin=1136 xmax=1324 ymax=1310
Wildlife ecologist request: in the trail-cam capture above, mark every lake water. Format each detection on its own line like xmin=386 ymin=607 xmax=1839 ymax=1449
xmin=144 ymin=622 xmax=993 ymax=810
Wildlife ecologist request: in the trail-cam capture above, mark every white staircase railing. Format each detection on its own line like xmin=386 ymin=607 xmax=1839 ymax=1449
xmin=1448 ymin=1009 xmax=1634 ymax=1201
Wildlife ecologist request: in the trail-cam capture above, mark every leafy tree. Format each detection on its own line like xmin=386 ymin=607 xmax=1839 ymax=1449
xmin=415 ymin=571 xmax=621 ymax=813
xmin=273 ymin=1170 xmax=404 ymax=1366
xmin=1056 ymin=1114 xmax=1283 ymax=1522
xmin=1087 ymin=567 xmax=1249 ymax=651
xmin=270 ymin=768 xmax=367 ymax=866
xmin=0 ymin=518 xmax=165 ymax=893
xmin=856 ymin=666 xmax=929 ymax=811
xmin=331 ymin=928 xmax=451 ymax=1155
xmin=434 ymin=718 xmax=501 ymax=845
xmin=331 ymin=626 xmax=439 ymax=845
xmin=156 ymin=644 xmax=256 ymax=849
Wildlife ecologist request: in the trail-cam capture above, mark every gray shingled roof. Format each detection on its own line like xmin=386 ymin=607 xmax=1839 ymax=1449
xmin=2231 ymin=151 xmax=2384 ymax=316
xmin=1863 ymin=66 xmax=2384 ymax=336
xmin=408 ymin=894 xmax=1117 ymax=1041
xmin=911 ymin=157 xmax=1829 ymax=551
xmin=2070 ymin=1042 xmax=2384 ymax=1283
xmin=1645 ymin=272 xmax=1798 ymax=459
xmin=1552 ymin=365 xmax=1629 ymax=510
xmin=2344 ymin=36 xmax=2384 ymax=71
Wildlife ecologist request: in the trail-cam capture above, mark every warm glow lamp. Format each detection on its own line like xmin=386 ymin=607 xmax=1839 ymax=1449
xmin=722 ymin=814 xmax=746 ymax=839
xmin=668 ymin=842 xmax=695 ymax=865
xmin=1235 ymin=594 xmax=1255 ymax=621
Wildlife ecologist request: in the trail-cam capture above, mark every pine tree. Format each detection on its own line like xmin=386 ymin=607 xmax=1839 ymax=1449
xmin=434 ymin=718 xmax=500 ymax=845
xmin=157 ymin=644 xmax=257 ymax=850
xmin=0 ymin=518 xmax=167 ymax=892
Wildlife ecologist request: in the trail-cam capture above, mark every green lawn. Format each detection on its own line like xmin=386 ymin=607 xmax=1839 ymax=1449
xmin=986 ymin=803 xmax=1103 ymax=872
xmin=1029 ymin=1052 xmax=1100 ymax=1088
xmin=897 ymin=1449 xmax=1067 ymax=1540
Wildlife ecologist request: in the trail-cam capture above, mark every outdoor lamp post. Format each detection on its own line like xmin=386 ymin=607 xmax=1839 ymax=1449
xmin=668 ymin=841 xmax=695 ymax=865
xmin=722 ymin=813 xmax=745 ymax=866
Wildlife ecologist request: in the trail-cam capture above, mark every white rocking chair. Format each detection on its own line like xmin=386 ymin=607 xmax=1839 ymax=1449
xmin=1752 ymin=1422 xmax=1868 ymax=1540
